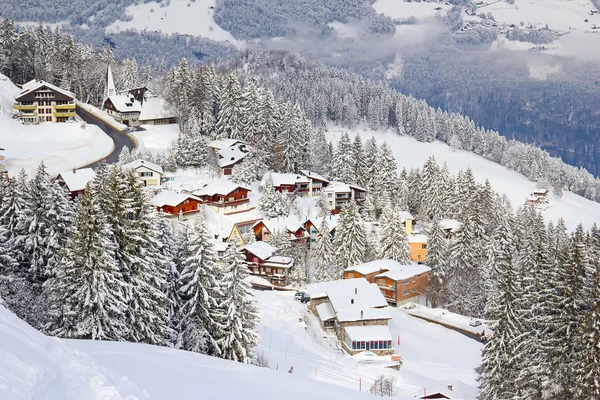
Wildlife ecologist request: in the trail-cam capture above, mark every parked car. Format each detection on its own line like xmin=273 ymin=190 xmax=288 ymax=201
xmin=299 ymin=295 xmax=311 ymax=304
xmin=469 ymin=319 xmax=482 ymax=327
xmin=403 ymin=302 xmax=416 ymax=310
xmin=294 ymin=292 xmax=306 ymax=301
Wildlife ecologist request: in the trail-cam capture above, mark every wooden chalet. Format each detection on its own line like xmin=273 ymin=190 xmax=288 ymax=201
xmin=193 ymin=180 xmax=252 ymax=215
xmin=207 ymin=139 xmax=249 ymax=175
xmin=252 ymin=218 xmax=308 ymax=243
xmin=55 ymin=168 xmax=96 ymax=200
xmin=241 ymin=241 xmax=294 ymax=286
xmin=152 ymin=190 xmax=202 ymax=215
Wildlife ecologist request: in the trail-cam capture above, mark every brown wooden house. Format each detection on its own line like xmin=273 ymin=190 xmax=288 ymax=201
xmin=193 ymin=180 xmax=252 ymax=215
xmin=152 ymin=191 xmax=202 ymax=216
xmin=241 ymin=241 xmax=294 ymax=286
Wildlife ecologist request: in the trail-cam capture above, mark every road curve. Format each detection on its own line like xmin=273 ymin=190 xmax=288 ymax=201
xmin=76 ymin=107 xmax=134 ymax=167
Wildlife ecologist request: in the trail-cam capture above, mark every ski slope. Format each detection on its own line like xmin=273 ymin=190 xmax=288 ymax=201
xmin=327 ymin=126 xmax=600 ymax=231
xmin=0 ymin=76 xmax=113 ymax=178
xmin=253 ymin=290 xmax=481 ymax=399
xmin=106 ymin=0 xmax=243 ymax=48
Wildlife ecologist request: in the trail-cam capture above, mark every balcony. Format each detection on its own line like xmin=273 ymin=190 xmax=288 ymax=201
xmin=53 ymin=111 xmax=76 ymax=118
xmin=14 ymin=104 xmax=36 ymax=111
xmin=54 ymin=103 xmax=76 ymax=110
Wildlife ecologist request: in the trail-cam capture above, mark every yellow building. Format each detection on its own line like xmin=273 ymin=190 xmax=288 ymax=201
xmin=399 ymin=211 xmax=414 ymax=234
xmin=13 ymin=80 xmax=76 ymax=124
xmin=408 ymin=234 xmax=427 ymax=262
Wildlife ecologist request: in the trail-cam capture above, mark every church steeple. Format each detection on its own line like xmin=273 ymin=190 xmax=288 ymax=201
xmin=104 ymin=63 xmax=116 ymax=99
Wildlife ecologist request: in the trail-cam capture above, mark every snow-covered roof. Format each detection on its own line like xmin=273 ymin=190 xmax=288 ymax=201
xmin=56 ymin=168 xmax=96 ymax=192
xmin=242 ymin=241 xmax=277 ymax=260
xmin=345 ymin=259 xmax=402 ymax=276
xmin=244 ymin=275 xmax=274 ymax=289
xmin=408 ymin=234 xmax=428 ymax=243
xmin=193 ymin=180 xmax=251 ymax=197
xmin=399 ymin=211 xmax=414 ymax=221
xmin=122 ymin=159 xmax=164 ymax=174
xmin=306 ymin=278 xmax=390 ymax=322
xmin=261 ymin=256 xmax=294 ymax=269
xmin=217 ymin=145 xmax=248 ymax=168
xmin=139 ymin=96 xmax=175 ymax=121
xmin=344 ymin=325 xmax=393 ymax=342
xmin=208 ymin=138 xmax=245 ymax=150
xmin=316 ymin=302 xmax=336 ymax=321
xmin=323 ymin=181 xmax=351 ymax=193
xmin=306 ymin=215 xmax=340 ymax=233
xmin=260 ymin=172 xmax=310 ymax=188
xmin=299 ymin=170 xmax=329 ymax=183
xmin=533 ymin=188 xmax=549 ymax=194
xmin=107 ymin=94 xmax=142 ymax=113
xmin=17 ymin=80 xmax=74 ymax=100
xmin=211 ymin=239 xmax=229 ymax=253
xmin=439 ymin=219 xmax=462 ymax=232
xmin=349 ymin=183 xmax=367 ymax=193
xmin=152 ymin=190 xmax=201 ymax=208
xmin=375 ymin=265 xmax=432 ymax=281
xmin=203 ymin=206 xmax=236 ymax=240
xmin=259 ymin=217 xmax=305 ymax=235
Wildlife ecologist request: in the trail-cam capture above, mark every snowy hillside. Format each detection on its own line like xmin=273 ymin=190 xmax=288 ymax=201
xmin=328 ymin=126 xmax=600 ymax=231
xmin=106 ymin=0 xmax=243 ymax=48
xmin=0 ymin=302 xmax=378 ymax=400
xmin=0 ymin=75 xmax=113 ymax=177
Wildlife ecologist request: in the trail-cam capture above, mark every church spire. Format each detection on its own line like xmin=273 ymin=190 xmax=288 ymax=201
xmin=104 ymin=63 xmax=116 ymax=99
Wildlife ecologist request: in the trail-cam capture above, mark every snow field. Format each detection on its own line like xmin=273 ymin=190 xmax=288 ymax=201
xmin=0 ymin=118 xmax=114 ymax=178
xmin=132 ymin=123 xmax=179 ymax=155
xmin=253 ymin=290 xmax=481 ymax=398
xmin=326 ymin=126 xmax=600 ymax=231
xmin=106 ymin=0 xmax=244 ymax=48
xmin=373 ymin=0 xmax=451 ymax=20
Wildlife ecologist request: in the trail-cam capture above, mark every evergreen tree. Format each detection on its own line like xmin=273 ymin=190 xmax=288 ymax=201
xmin=352 ymin=134 xmax=368 ymax=188
xmin=157 ymin=217 xmax=180 ymax=344
xmin=332 ymin=132 xmax=354 ymax=184
xmin=313 ymin=217 xmax=334 ymax=282
xmin=216 ymin=73 xmax=244 ymax=140
xmin=219 ymin=240 xmax=260 ymax=363
xmin=426 ymin=219 xmax=448 ymax=307
xmin=333 ymin=202 xmax=366 ymax=278
xmin=380 ymin=207 xmax=410 ymax=264
xmin=259 ymin=174 xmax=287 ymax=218
xmin=177 ymin=217 xmax=223 ymax=355
xmin=45 ymin=187 xmax=127 ymax=340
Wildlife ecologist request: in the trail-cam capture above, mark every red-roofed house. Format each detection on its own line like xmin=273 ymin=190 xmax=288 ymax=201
xmin=193 ymin=180 xmax=252 ymax=215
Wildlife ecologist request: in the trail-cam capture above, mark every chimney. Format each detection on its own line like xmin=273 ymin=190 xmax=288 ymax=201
xmin=447 ymin=384 xmax=453 ymax=392
xmin=360 ymin=310 xmax=363 ymax=319
xmin=351 ymin=299 xmax=354 ymax=304
xmin=355 ymin=288 xmax=357 ymax=295
xmin=72 ymin=168 xmax=76 ymax=174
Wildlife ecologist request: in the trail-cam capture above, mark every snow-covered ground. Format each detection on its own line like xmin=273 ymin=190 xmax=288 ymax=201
xmin=0 ymin=303 xmax=374 ymax=400
xmin=106 ymin=0 xmax=243 ymax=48
xmin=132 ymin=124 xmax=179 ymax=156
xmin=327 ymin=126 xmax=600 ymax=231
xmin=404 ymin=303 xmax=492 ymax=337
xmin=253 ymin=290 xmax=481 ymax=399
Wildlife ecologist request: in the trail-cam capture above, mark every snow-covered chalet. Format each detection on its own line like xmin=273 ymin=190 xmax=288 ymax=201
xmin=13 ymin=80 xmax=76 ymax=124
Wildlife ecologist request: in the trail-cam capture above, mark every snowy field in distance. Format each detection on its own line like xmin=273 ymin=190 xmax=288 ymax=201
xmin=373 ymin=0 xmax=451 ymax=20
xmin=253 ymin=290 xmax=481 ymax=399
xmin=106 ymin=0 xmax=243 ymax=48
xmin=132 ymin=124 xmax=179 ymax=156
xmin=327 ymin=126 xmax=600 ymax=231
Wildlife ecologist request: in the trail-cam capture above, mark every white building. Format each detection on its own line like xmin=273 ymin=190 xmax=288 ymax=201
xmin=122 ymin=159 xmax=164 ymax=186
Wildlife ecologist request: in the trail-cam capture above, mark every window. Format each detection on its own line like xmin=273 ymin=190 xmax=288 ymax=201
xmin=265 ymin=268 xmax=271 ymax=273
xmin=422 ymin=244 xmax=427 ymax=249
xmin=403 ymin=279 xmax=409 ymax=285
xmin=403 ymin=290 xmax=409 ymax=296
xmin=360 ymin=341 xmax=365 ymax=350
xmin=327 ymin=193 xmax=333 ymax=198
xmin=46 ymin=116 xmax=51 ymax=121
xmin=388 ymin=340 xmax=392 ymax=348
xmin=311 ymin=238 xmax=316 ymax=243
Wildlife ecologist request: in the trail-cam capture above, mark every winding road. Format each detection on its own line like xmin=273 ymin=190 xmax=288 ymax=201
xmin=76 ymin=106 xmax=134 ymax=167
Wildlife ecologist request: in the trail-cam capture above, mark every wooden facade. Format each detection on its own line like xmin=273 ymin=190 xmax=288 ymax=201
xmin=158 ymin=197 xmax=201 ymax=215
xmin=374 ymin=271 xmax=431 ymax=307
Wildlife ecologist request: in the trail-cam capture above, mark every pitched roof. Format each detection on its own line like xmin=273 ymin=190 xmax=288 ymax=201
xmin=208 ymin=138 xmax=246 ymax=149
xmin=439 ymin=219 xmax=462 ymax=232
xmin=106 ymin=94 xmax=142 ymax=113
xmin=260 ymin=172 xmax=310 ymax=188
xmin=299 ymin=170 xmax=330 ymax=183
xmin=217 ymin=145 xmax=248 ymax=168
xmin=306 ymin=215 xmax=340 ymax=233
xmin=306 ymin=278 xmax=390 ymax=322
xmin=399 ymin=211 xmax=414 ymax=221
xmin=122 ymin=159 xmax=164 ymax=174
xmin=344 ymin=325 xmax=393 ymax=342
xmin=151 ymin=190 xmax=201 ymax=208
xmin=17 ymin=80 xmax=74 ymax=101
xmin=139 ymin=96 xmax=175 ymax=121
xmin=408 ymin=234 xmax=428 ymax=243
xmin=344 ymin=259 xmax=402 ymax=276
xmin=193 ymin=180 xmax=251 ymax=197
xmin=316 ymin=302 xmax=336 ymax=321
xmin=56 ymin=168 xmax=96 ymax=192
xmin=375 ymin=264 xmax=432 ymax=281
xmin=242 ymin=241 xmax=277 ymax=260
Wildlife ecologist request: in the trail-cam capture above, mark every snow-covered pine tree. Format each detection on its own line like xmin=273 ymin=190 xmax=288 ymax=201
xmin=156 ymin=217 xmax=180 ymax=344
xmin=121 ymin=58 xmax=139 ymax=90
xmin=219 ymin=239 xmax=260 ymax=363
xmin=232 ymin=153 xmax=258 ymax=186
xmin=332 ymin=132 xmax=354 ymax=184
xmin=177 ymin=216 xmax=223 ymax=355
xmin=45 ymin=186 xmax=127 ymax=340
xmin=419 ymin=155 xmax=439 ymax=220
xmin=333 ymin=201 xmax=366 ymax=278
xmin=216 ymin=72 xmax=244 ymax=140
xmin=426 ymin=219 xmax=448 ymax=307
xmin=0 ymin=224 xmax=17 ymax=274
xmin=0 ymin=170 xmax=30 ymax=268
xmin=259 ymin=174 xmax=286 ymax=218
xmin=352 ymin=134 xmax=368 ymax=188
xmin=118 ymin=146 xmax=133 ymax=165
xmin=308 ymin=129 xmax=331 ymax=177
xmin=275 ymin=103 xmax=304 ymax=172
xmin=44 ymin=179 xmax=75 ymax=278
xmin=380 ymin=207 xmax=410 ymax=264
xmin=313 ymin=217 xmax=334 ymax=282
xmin=477 ymin=224 xmax=528 ymax=400
xmin=241 ymin=77 xmax=263 ymax=146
